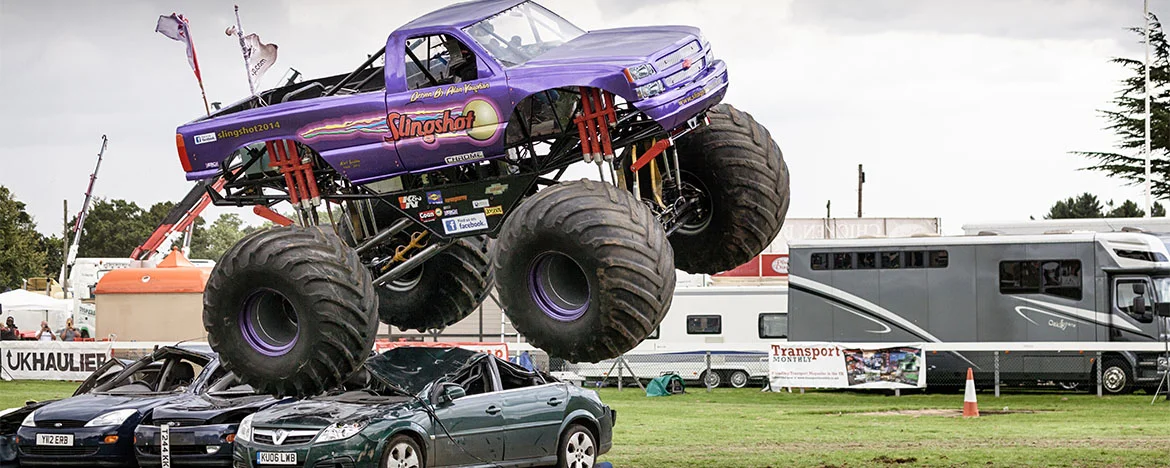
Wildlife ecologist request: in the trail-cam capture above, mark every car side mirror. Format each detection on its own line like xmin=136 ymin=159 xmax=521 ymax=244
xmin=432 ymin=383 xmax=466 ymax=405
xmin=1156 ymin=302 xmax=1170 ymax=317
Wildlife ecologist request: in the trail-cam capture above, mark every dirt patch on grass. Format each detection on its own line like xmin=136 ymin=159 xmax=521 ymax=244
xmin=853 ymin=408 xmax=1045 ymax=417
xmin=872 ymin=455 xmax=918 ymax=464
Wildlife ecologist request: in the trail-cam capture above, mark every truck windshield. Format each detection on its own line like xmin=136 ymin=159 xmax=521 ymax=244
xmin=463 ymin=1 xmax=585 ymax=67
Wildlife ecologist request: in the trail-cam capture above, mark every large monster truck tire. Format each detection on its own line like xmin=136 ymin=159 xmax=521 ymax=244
xmin=203 ymin=225 xmax=378 ymax=397
xmin=671 ymin=103 xmax=790 ymax=274
xmin=493 ymin=179 xmax=675 ymax=363
xmin=338 ymin=222 xmax=493 ymax=332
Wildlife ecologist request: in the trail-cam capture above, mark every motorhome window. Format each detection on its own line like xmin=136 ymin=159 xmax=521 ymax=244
xmin=929 ymin=250 xmax=949 ymax=268
xmin=880 ymin=252 xmax=901 ymax=269
xmin=1115 ymin=249 xmax=1168 ymax=262
xmin=758 ymin=313 xmax=788 ymax=339
xmin=857 ymin=252 xmax=877 ymax=269
xmin=999 ymin=260 xmax=1081 ymax=300
xmin=833 ymin=253 xmax=853 ymax=269
xmin=811 ymin=253 xmax=831 ymax=270
xmin=1115 ymin=279 xmax=1154 ymax=317
xmin=686 ymin=315 xmax=722 ymax=334
xmin=904 ymin=251 xmax=926 ymax=268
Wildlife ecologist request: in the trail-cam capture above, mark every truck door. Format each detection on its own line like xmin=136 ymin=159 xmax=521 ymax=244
xmin=385 ymin=32 xmax=510 ymax=172
xmin=1110 ymin=276 xmax=1154 ymax=341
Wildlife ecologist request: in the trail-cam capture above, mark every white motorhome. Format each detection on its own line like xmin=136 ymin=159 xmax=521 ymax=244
xmin=563 ymin=286 xmax=787 ymax=387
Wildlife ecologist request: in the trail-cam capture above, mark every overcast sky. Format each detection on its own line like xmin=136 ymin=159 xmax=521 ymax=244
xmin=0 ymin=0 xmax=1159 ymax=238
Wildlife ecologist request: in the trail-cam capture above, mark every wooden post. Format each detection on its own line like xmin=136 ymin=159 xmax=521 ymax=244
xmin=857 ymin=164 xmax=865 ymax=218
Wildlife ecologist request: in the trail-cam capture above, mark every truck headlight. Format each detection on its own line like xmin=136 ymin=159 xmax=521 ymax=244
xmin=85 ymin=409 xmax=137 ymax=427
xmin=21 ymin=410 xmax=35 ymax=427
xmin=315 ymin=421 xmax=368 ymax=443
xmin=636 ymin=81 xmax=665 ymax=99
xmin=624 ymin=63 xmax=656 ymax=82
xmin=237 ymin=414 xmax=254 ymax=443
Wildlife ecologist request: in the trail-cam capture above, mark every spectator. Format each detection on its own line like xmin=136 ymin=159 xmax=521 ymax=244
xmin=36 ymin=321 xmax=57 ymax=341
xmin=59 ymin=318 xmax=79 ymax=341
xmin=0 ymin=316 xmax=18 ymax=340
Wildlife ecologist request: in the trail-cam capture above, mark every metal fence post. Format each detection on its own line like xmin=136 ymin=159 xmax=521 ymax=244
xmin=994 ymin=351 xmax=1000 ymax=398
xmin=705 ymin=351 xmax=712 ymax=393
xmin=617 ymin=356 xmax=624 ymax=392
xmin=1096 ymin=351 xmax=1103 ymax=398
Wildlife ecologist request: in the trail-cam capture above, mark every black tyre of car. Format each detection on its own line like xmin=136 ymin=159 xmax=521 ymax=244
xmin=381 ymin=433 xmax=424 ymax=468
xmin=671 ymin=103 xmax=790 ymax=274
xmin=1099 ymin=358 xmax=1134 ymax=394
xmin=203 ymin=225 xmax=378 ymax=397
xmin=339 ymin=221 xmax=493 ymax=332
xmin=557 ymin=423 xmax=597 ymax=468
xmin=493 ymin=180 xmax=675 ymax=363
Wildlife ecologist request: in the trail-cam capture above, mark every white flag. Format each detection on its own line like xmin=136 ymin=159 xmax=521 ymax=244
xmin=155 ymin=13 xmax=201 ymax=80
xmin=243 ymin=33 xmax=278 ymax=83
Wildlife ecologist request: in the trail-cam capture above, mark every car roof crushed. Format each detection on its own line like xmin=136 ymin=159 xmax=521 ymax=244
xmin=364 ymin=347 xmax=483 ymax=395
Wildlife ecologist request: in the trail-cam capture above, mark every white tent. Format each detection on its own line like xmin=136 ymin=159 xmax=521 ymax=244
xmin=0 ymin=289 xmax=73 ymax=334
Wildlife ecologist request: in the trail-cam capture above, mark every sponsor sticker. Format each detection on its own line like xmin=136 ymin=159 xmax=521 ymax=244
xmin=399 ymin=195 xmax=422 ymax=210
xmin=444 ymin=195 xmax=468 ymax=203
xmin=484 ymin=206 xmax=503 ymax=216
xmin=485 ymin=183 xmax=508 ymax=196
xmin=441 ymin=207 xmax=459 ymax=216
xmin=472 ymin=199 xmax=490 ymax=208
xmin=442 ymin=213 xmax=489 ymax=234
xmin=444 ymin=151 xmax=485 ymax=165
xmin=426 ymin=191 xmax=443 ymax=205
xmin=418 ymin=208 xmax=442 ymax=222
xmin=193 ymin=132 xmax=217 ymax=145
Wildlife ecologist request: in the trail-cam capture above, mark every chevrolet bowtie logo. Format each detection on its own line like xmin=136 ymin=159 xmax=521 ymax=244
xmin=273 ymin=429 xmax=288 ymax=445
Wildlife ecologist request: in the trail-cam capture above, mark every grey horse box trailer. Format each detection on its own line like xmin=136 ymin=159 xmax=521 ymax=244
xmin=788 ymin=232 xmax=1170 ymax=393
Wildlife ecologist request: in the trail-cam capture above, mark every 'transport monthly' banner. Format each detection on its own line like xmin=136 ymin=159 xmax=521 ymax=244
xmin=768 ymin=342 xmax=925 ymax=390
xmin=1 ymin=341 xmax=114 ymax=381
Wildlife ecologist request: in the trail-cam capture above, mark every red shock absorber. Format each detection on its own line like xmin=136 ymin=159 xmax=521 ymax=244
xmin=573 ymin=88 xmax=618 ymax=163
xmin=266 ymin=139 xmax=321 ymax=212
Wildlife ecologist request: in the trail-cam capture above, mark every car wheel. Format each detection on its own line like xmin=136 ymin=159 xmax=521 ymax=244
xmin=381 ymin=434 xmax=423 ymax=468
xmin=558 ymin=424 xmax=596 ymax=468
xmin=729 ymin=370 xmax=750 ymax=388
xmin=701 ymin=371 xmax=722 ymax=388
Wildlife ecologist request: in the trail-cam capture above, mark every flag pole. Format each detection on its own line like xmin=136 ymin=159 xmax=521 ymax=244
xmin=1145 ymin=0 xmax=1153 ymax=217
xmin=234 ymin=5 xmax=257 ymax=97
xmin=184 ymin=15 xmax=212 ymax=116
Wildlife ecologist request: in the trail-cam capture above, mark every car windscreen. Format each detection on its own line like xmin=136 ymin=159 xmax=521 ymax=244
xmin=365 ymin=347 xmax=481 ymax=395
xmin=463 ymin=1 xmax=585 ymax=67
xmin=96 ymin=352 xmax=210 ymax=395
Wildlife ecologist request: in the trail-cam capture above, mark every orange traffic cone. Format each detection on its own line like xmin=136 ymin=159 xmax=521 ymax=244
xmin=962 ymin=367 xmax=979 ymax=418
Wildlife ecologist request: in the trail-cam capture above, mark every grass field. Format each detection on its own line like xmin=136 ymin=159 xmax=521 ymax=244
xmin=3 ymin=381 xmax=1168 ymax=467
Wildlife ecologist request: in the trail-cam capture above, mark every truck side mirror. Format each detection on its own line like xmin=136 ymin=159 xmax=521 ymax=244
xmin=1133 ymin=296 xmax=1152 ymax=323
xmin=1132 ymin=282 xmax=1147 ymax=295
xmin=1156 ymin=302 xmax=1170 ymax=317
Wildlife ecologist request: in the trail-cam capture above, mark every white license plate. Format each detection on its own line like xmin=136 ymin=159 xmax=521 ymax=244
xmin=36 ymin=433 xmax=73 ymax=446
xmin=256 ymin=452 xmax=297 ymax=465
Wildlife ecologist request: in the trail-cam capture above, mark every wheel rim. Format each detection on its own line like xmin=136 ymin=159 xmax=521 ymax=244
xmin=386 ymin=441 xmax=420 ymax=468
xmin=674 ymin=173 xmax=712 ymax=235
xmin=730 ymin=371 xmax=748 ymax=388
xmin=564 ymin=430 xmax=595 ymax=468
xmin=1103 ymin=366 xmax=1127 ymax=392
xmin=384 ymin=265 xmax=424 ymax=292
xmin=239 ymin=288 xmax=299 ymax=357
xmin=528 ymin=252 xmax=590 ymax=321
xmin=703 ymin=372 xmax=721 ymax=388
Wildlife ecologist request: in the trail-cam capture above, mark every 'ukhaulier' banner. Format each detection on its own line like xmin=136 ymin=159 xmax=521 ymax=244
xmin=1 ymin=341 xmax=113 ymax=381
xmin=768 ymin=342 xmax=925 ymax=390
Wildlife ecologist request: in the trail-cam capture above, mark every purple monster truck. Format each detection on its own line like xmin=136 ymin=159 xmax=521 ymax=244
xmin=176 ymin=0 xmax=789 ymax=396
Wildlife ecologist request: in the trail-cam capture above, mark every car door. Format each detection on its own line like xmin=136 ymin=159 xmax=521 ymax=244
xmin=384 ymin=30 xmax=510 ymax=173
xmin=496 ymin=358 xmax=569 ymax=462
xmin=431 ymin=359 xmax=505 ymax=466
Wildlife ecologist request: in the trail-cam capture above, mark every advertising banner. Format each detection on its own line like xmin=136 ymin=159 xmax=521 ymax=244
xmin=1 ymin=341 xmax=114 ymax=381
xmin=373 ymin=340 xmax=509 ymax=360
xmin=768 ymin=342 xmax=924 ymax=390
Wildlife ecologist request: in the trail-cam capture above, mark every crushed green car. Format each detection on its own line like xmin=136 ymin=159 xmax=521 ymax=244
xmin=232 ymin=346 xmax=614 ymax=468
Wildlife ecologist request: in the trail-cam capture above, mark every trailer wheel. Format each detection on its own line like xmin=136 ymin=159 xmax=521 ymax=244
xmin=728 ymin=370 xmax=750 ymax=389
xmin=203 ymin=225 xmax=378 ymax=397
xmin=1099 ymin=359 xmax=1134 ymax=394
xmin=701 ymin=371 xmax=722 ymax=388
xmin=670 ymin=103 xmax=790 ymax=274
xmin=493 ymin=180 xmax=674 ymax=363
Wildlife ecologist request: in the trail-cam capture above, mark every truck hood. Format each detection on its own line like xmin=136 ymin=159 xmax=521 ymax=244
xmin=521 ymin=25 xmax=699 ymax=67
xmin=149 ymin=394 xmax=285 ymax=425
xmin=32 ymin=392 xmax=194 ymax=423
xmin=249 ymin=399 xmax=412 ymax=429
